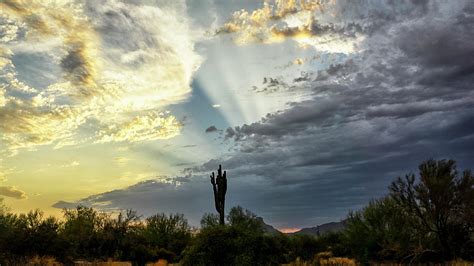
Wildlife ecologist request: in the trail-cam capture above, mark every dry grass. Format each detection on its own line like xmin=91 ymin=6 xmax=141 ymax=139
xmin=25 ymin=257 xmax=177 ymax=266
xmin=283 ymin=251 xmax=356 ymax=266
xmin=371 ymin=260 xmax=473 ymax=266
xmin=319 ymin=257 xmax=356 ymax=266
xmin=73 ymin=261 xmax=132 ymax=266
xmin=26 ymin=256 xmax=63 ymax=266
xmin=23 ymin=255 xmax=473 ymax=266
xmin=145 ymin=259 xmax=174 ymax=266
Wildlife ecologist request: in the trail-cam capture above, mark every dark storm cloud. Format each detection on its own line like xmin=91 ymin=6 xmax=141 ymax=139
xmin=214 ymin=0 xmax=474 ymax=226
xmin=205 ymin=125 xmax=218 ymax=133
xmin=53 ymin=1 xmax=474 ymax=229
xmin=182 ymin=144 xmax=197 ymax=148
xmin=60 ymin=42 xmax=96 ymax=88
xmin=52 ymin=200 xmax=78 ymax=209
xmin=52 ymin=179 xmax=215 ymax=226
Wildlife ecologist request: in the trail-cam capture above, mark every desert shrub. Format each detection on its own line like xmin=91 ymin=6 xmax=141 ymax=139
xmin=389 ymin=159 xmax=474 ymax=261
xmin=284 ymin=252 xmax=356 ymax=266
xmin=344 ymin=197 xmax=419 ymax=263
xmin=182 ymin=206 xmax=287 ymax=266
xmin=142 ymin=213 xmax=192 ymax=262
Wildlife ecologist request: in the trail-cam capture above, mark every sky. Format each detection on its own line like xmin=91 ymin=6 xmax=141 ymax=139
xmin=0 ymin=0 xmax=473 ymax=230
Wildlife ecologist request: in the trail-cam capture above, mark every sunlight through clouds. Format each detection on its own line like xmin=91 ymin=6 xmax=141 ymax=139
xmin=215 ymin=0 xmax=364 ymax=54
xmin=2 ymin=0 xmax=471 ymax=232
xmin=96 ymin=111 xmax=182 ymax=143
xmin=0 ymin=0 xmax=202 ymax=155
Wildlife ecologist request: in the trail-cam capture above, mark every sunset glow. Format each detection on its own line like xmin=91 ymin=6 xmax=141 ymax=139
xmin=1 ymin=0 xmax=473 ymax=231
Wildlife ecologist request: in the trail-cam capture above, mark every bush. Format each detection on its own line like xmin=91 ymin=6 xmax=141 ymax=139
xmin=182 ymin=206 xmax=288 ymax=265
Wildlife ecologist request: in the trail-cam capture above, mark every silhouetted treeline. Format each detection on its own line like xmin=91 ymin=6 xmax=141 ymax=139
xmin=0 ymin=159 xmax=472 ymax=265
xmin=345 ymin=159 xmax=474 ymax=263
xmin=0 ymin=206 xmax=191 ymax=264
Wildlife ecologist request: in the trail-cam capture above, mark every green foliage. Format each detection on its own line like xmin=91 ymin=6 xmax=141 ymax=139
xmin=143 ymin=213 xmax=192 ymax=261
xmin=227 ymin=206 xmax=265 ymax=233
xmin=343 ymin=159 xmax=474 ymax=263
xmin=182 ymin=206 xmax=288 ymax=266
xmin=0 ymin=209 xmax=64 ymax=264
xmin=0 ymin=204 xmax=192 ymax=264
xmin=317 ymin=231 xmax=349 ymax=257
xmin=61 ymin=206 xmax=108 ymax=260
xmin=344 ymin=197 xmax=417 ymax=263
xmin=0 ymin=159 xmax=472 ymax=264
xmin=390 ymin=159 xmax=474 ymax=260
xmin=286 ymin=234 xmax=322 ymax=262
xmin=200 ymin=212 xmax=220 ymax=229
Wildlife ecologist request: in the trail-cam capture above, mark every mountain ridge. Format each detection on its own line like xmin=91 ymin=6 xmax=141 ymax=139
xmin=288 ymin=220 xmax=347 ymax=236
xmin=261 ymin=219 xmax=347 ymax=236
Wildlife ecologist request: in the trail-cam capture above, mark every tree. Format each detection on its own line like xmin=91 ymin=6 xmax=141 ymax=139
xmin=98 ymin=209 xmax=141 ymax=261
xmin=344 ymin=197 xmax=418 ymax=263
xmin=21 ymin=211 xmax=63 ymax=258
xmin=61 ymin=206 xmax=108 ymax=260
xmin=200 ymin=213 xmax=220 ymax=229
xmin=287 ymin=234 xmax=322 ymax=262
xmin=144 ymin=213 xmax=192 ymax=262
xmin=0 ymin=208 xmax=64 ymax=264
xmin=389 ymin=159 xmax=474 ymax=260
xmin=183 ymin=207 xmax=287 ymax=266
xmin=227 ymin=206 xmax=265 ymax=234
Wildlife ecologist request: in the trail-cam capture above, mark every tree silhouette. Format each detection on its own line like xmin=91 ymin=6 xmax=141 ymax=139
xmin=210 ymin=165 xmax=227 ymax=225
xmin=389 ymin=159 xmax=474 ymax=260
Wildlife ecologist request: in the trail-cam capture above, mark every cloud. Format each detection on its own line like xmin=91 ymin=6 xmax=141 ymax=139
xmin=215 ymin=0 xmax=366 ymax=53
xmin=205 ymin=125 xmax=218 ymax=133
xmin=52 ymin=200 xmax=77 ymax=209
xmin=0 ymin=0 xmax=100 ymax=93
xmin=206 ymin=1 xmax=474 ymax=226
xmin=182 ymin=145 xmax=197 ymax=148
xmin=61 ymin=161 xmax=80 ymax=168
xmin=96 ymin=112 xmax=182 ymax=143
xmin=0 ymin=0 xmax=202 ymax=154
xmin=114 ymin=157 xmax=132 ymax=166
xmin=0 ymin=88 xmax=6 ymax=107
xmin=0 ymin=160 xmax=13 ymax=182
xmin=0 ymin=186 xmax=27 ymax=199
xmin=52 ymin=178 xmax=209 ymax=222
xmin=53 ymin=1 xmax=474 ymax=228
xmin=0 ymin=99 xmax=89 ymax=153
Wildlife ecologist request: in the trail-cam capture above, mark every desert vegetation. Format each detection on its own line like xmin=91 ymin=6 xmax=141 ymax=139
xmin=0 ymin=159 xmax=472 ymax=265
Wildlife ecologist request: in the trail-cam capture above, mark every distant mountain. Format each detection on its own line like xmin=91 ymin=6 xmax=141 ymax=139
xmin=257 ymin=217 xmax=282 ymax=235
xmin=288 ymin=220 xmax=347 ymax=236
xmin=255 ymin=217 xmax=346 ymax=236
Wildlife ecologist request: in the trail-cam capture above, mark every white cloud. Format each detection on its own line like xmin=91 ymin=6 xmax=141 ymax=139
xmin=215 ymin=0 xmax=364 ymax=54
xmin=61 ymin=161 xmax=80 ymax=168
xmin=0 ymin=0 xmax=202 ymax=154
xmin=96 ymin=111 xmax=182 ymax=143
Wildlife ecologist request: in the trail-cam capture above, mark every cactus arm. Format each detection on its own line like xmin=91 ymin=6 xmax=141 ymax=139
xmin=222 ymin=170 xmax=227 ymax=195
xmin=210 ymin=172 xmax=219 ymax=213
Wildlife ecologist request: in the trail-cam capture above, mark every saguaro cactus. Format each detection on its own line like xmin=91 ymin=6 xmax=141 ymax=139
xmin=210 ymin=164 xmax=227 ymax=225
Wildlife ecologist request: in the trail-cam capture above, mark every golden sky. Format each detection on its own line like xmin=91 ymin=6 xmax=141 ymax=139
xmin=1 ymin=0 xmax=471 ymax=229
xmin=1 ymin=0 xmax=345 ymax=217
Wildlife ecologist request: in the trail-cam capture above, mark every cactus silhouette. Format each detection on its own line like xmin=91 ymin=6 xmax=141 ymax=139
xmin=210 ymin=164 xmax=227 ymax=225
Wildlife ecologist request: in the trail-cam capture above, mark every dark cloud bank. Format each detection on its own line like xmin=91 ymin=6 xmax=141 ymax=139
xmin=54 ymin=1 xmax=474 ymax=229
